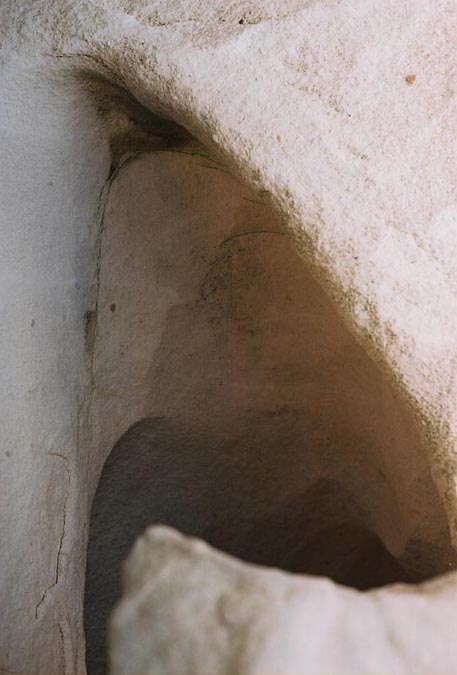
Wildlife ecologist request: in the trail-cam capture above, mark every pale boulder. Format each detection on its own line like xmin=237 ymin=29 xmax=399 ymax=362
xmin=110 ymin=527 xmax=457 ymax=675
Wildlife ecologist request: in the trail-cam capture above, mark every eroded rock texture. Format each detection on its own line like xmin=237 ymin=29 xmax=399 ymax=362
xmin=0 ymin=1 xmax=457 ymax=674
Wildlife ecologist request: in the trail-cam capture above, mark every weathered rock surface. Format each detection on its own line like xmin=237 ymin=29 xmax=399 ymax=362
xmin=1 ymin=0 xmax=457 ymax=674
xmin=110 ymin=526 xmax=457 ymax=675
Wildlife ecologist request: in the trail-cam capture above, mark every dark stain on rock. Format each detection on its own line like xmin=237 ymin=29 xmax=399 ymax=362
xmin=84 ymin=309 xmax=97 ymax=350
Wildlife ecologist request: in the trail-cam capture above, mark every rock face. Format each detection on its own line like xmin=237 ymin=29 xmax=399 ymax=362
xmin=84 ymin=149 xmax=454 ymax=674
xmin=1 ymin=1 xmax=457 ymax=674
xmin=110 ymin=526 xmax=457 ymax=675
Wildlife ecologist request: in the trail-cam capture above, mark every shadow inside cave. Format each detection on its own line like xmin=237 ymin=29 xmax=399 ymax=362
xmin=85 ymin=417 xmax=416 ymax=675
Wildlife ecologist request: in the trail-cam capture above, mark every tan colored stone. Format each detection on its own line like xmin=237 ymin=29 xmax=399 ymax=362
xmin=1 ymin=1 xmax=457 ymax=673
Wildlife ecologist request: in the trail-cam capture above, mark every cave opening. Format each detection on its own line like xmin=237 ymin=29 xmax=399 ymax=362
xmin=83 ymin=135 xmax=454 ymax=674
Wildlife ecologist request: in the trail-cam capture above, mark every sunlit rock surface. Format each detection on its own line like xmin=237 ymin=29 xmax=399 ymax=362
xmin=1 ymin=1 xmax=457 ymax=674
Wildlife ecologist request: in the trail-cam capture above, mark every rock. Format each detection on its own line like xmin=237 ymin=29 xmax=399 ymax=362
xmin=1 ymin=1 xmax=457 ymax=673
xmin=110 ymin=526 xmax=457 ymax=675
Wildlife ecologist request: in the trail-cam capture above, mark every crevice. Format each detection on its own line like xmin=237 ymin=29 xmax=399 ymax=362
xmin=131 ymin=6 xmax=310 ymax=29
xmin=58 ymin=621 xmax=67 ymax=675
xmin=34 ymin=454 xmax=71 ymax=620
xmin=219 ymin=230 xmax=289 ymax=247
xmin=48 ymin=52 xmax=128 ymax=92
xmin=84 ymin=155 xmax=126 ymax=393
xmin=159 ymin=149 xmax=211 ymax=160
xmin=241 ymin=197 xmax=267 ymax=206
xmin=201 ymin=163 xmax=233 ymax=175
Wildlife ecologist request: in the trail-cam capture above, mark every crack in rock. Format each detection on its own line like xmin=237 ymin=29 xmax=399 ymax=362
xmin=220 ymin=230 xmax=288 ymax=247
xmin=34 ymin=453 xmax=71 ymax=620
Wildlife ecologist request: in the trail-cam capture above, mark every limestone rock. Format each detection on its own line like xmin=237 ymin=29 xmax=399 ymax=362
xmin=110 ymin=526 xmax=457 ymax=675
xmin=1 ymin=1 xmax=457 ymax=674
